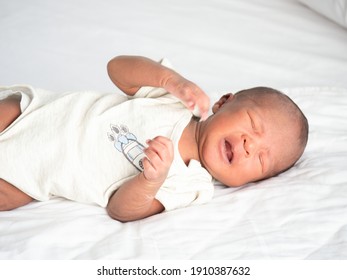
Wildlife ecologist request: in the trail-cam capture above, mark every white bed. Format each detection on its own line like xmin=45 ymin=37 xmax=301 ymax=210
xmin=1 ymin=0 xmax=347 ymax=260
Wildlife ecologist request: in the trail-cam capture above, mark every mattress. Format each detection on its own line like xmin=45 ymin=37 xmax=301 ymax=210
xmin=1 ymin=0 xmax=347 ymax=265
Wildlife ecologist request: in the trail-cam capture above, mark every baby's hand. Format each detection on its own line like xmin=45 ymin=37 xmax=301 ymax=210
xmin=142 ymin=136 xmax=174 ymax=185
xmin=163 ymin=74 xmax=210 ymax=120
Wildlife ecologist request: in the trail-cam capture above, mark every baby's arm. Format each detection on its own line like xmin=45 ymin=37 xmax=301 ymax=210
xmin=107 ymin=55 xmax=210 ymax=120
xmin=106 ymin=136 xmax=173 ymax=222
xmin=0 ymin=98 xmax=34 ymax=211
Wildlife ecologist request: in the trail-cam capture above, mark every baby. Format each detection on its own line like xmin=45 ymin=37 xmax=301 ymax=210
xmin=0 ymin=55 xmax=308 ymax=222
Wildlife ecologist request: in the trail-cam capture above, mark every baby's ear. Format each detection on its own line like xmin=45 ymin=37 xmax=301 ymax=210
xmin=212 ymin=93 xmax=234 ymax=114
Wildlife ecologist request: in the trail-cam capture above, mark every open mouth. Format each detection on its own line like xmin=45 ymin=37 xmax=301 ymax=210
xmin=224 ymin=140 xmax=233 ymax=164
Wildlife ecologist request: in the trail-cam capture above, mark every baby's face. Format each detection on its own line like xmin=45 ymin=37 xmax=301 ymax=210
xmin=197 ymin=94 xmax=297 ymax=187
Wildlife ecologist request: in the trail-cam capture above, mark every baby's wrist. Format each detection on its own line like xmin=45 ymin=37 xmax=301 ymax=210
xmin=160 ymin=70 xmax=182 ymax=92
xmin=138 ymin=172 xmax=164 ymax=191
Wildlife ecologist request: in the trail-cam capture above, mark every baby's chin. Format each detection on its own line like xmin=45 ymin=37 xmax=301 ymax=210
xmin=216 ymin=174 xmax=263 ymax=188
xmin=214 ymin=177 xmax=246 ymax=188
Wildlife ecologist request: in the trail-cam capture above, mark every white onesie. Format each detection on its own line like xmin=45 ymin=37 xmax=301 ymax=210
xmin=0 ymin=83 xmax=214 ymax=211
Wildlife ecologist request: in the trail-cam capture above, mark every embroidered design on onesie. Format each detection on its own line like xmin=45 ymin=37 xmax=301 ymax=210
xmin=107 ymin=124 xmax=145 ymax=171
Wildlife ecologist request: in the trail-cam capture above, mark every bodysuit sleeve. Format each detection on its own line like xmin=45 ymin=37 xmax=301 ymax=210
xmin=155 ymin=160 xmax=214 ymax=211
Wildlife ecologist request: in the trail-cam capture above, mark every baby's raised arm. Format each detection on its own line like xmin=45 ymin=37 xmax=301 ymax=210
xmin=107 ymin=55 xmax=210 ymax=120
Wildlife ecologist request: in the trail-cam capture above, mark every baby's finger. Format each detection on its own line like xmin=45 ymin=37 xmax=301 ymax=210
xmin=142 ymin=157 xmax=158 ymax=181
xmin=146 ymin=137 xmax=173 ymax=158
xmin=142 ymin=156 xmax=155 ymax=172
xmin=143 ymin=147 xmax=160 ymax=167
xmin=191 ymin=96 xmax=210 ymax=120
xmin=150 ymin=135 xmax=173 ymax=146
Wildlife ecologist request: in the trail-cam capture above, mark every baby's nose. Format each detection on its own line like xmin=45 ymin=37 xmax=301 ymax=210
xmin=243 ymin=135 xmax=258 ymax=157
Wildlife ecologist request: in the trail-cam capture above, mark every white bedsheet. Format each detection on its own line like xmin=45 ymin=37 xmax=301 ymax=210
xmin=0 ymin=0 xmax=347 ymax=260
